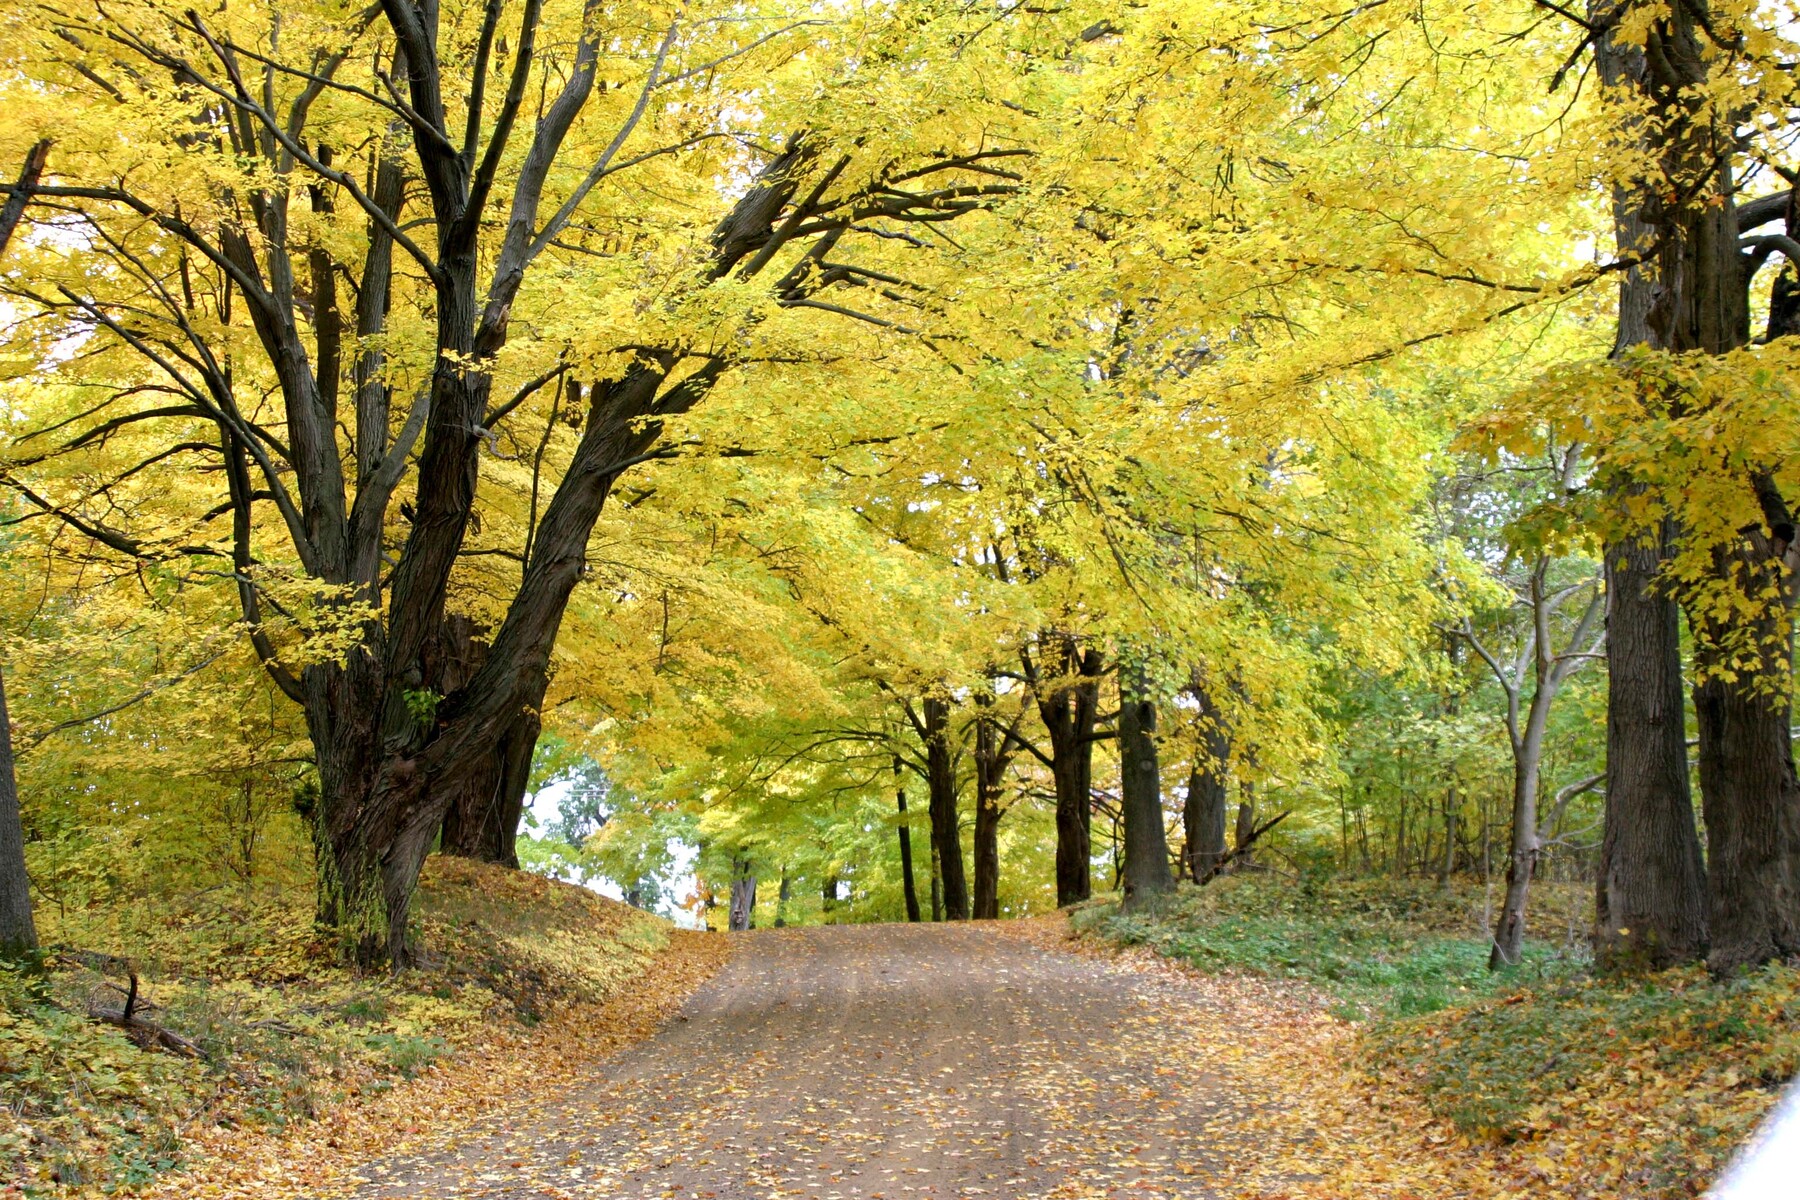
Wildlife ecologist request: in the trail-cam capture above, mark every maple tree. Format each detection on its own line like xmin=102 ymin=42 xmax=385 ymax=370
xmin=3 ymin=0 xmax=1800 ymax=1194
xmin=0 ymin=0 xmax=1791 ymax=1007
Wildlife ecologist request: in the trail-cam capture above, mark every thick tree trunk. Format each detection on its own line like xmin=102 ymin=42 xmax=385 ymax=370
xmin=896 ymin=758 xmax=922 ymax=923
xmin=437 ymin=709 xmax=539 ymax=865
xmin=1597 ymin=518 xmax=1710 ymax=967
xmin=1182 ymin=678 xmax=1230 ymax=883
xmin=1036 ymin=637 xmax=1102 ymax=906
xmin=1589 ymin=9 xmax=1712 ymax=971
xmin=0 ymin=667 xmax=38 ymax=957
xmin=297 ymin=149 xmax=814 ymax=967
xmin=728 ymin=857 xmax=757 ymax=931
xmin=1693 ymin=517 xmax=1800 ymax=972
xmin=1629 ymin=6 xmax=1800 ymax=973
xmin=774 ymin=871 xmax=791 ymax=927
xmin=922 ymin=696 xmax=970 ymax=921
xmin=1118 ymin=661 xmax=1172 ymax=909
xmin=426 ymin=615 xmax=539 ymax=866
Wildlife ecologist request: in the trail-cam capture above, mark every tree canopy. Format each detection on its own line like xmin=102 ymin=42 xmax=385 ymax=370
xmin=0 ymin=0 xmax=1795 ymax=978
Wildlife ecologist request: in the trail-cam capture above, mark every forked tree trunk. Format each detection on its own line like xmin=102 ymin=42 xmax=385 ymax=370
xmin=1118 ymin=661 xmax=1172 ymax=909
xmin=425 ymin=615 xmax=539 ymax=866
xmin=1035 ymin=637 xmax=1102 ymax=906
xmin=896 ymin=758 xmax=922 ymax=923
xmin=1182 ymin=677 xmax=1230 ymax=883
xmin=1486 ymin=559 xmax=1604 ymax=969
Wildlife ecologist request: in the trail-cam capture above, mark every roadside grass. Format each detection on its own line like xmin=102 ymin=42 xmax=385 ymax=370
xmin=1 ymin=857 xmax=668 ymax=1196
xmin=1071 ymin=873 xmax=1588 ymax=1020
xmin=1075 ymin=872 xmax=1800 ymax=1196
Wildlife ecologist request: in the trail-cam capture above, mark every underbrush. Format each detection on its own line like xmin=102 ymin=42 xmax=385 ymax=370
xmin=1 ymin=857 xmax=666 ymax=1195
xmin=1075 ymin=872 xmax=1800 ymax=1196
xmin=1365 ymin=964 xmax=1800 ymax=1194
xmin=1071 ymin=873 xmax=1588 ymax=1019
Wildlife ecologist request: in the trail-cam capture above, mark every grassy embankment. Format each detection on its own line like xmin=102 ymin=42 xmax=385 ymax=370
xmin=1 ymin=857 xmax=697 ymax=1196
xmin=1075 ymin=874 xmax=1800 ymax=1197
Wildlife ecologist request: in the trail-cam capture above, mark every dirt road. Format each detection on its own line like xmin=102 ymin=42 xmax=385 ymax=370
xmin=350 ymin=922 xmax=1276 ymax=1199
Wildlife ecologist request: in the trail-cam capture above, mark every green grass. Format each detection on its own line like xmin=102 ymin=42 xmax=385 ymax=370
xmin=1073 ymin=873 xmax=1586 ymax=1020
xmin=1075 ymin=870 xmax=1800 ymax=1194
xmin=1364 ymin=963 xmax=1800 ymax=1143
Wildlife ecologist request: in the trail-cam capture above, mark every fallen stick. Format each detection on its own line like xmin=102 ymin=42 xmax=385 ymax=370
xmin=54 ymin=946 xmax=205 ymax=1058
xmin=1196 ymin=811 xmax=1291 ymax=887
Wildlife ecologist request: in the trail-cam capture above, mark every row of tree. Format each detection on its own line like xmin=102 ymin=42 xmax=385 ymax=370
xmin=0 ymin=0 xmax=1795 ymax=979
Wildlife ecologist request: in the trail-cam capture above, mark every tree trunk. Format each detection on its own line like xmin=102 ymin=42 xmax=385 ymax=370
xmin=1491 ymin=749 xmax=1543 ymax=968
xmin=437 ymin=709 xmax=539 ymax=866
xmin=294 ymin=144 xmax=817 ymax=967
xmin=923 ymin=696 xmax=969 ymax=921
xmin=774 ymin=870 xmax=791 ymax=927
xmin=1692 ymin=514 xmax=1800 ymax=972
xmin=1633 ymin=3 xmax=1800 ymax=974
xmin=1233 ymin=783 xmax=1256 ymax=868
xmin=0 ymin=151 xmax=43 ymax=959
xmin=896 ymin=758 xmax=922 ymax=923
xmin=1182 ymin=676 xmax=1230 ymax=883
xmin=1035 ymin=636 xmax=1102 ymax=906
xmin=1596 ymin=517 xmax=1710 ymax=967
xmin=971 ymin=714 xmax=1009 ymax=920
xmin=1589 ymin=9 xmax=1712 ymax=971
xmin=1118 ymin=660 xmax=1172 ymax=909
xmin=929 ymin=841 xmax=943 ymax=923
xmin=728 ymin=857 xmax=757 ymax=931
xmin=0 ymin=666 xmax=38 ymax=957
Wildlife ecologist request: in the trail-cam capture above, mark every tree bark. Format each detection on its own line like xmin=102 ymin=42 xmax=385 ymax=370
xmin=1692 ymin=507 xmax=1800 ymax=971
xmin=1597 ymin=517 xmax=1710 ymax=967
xmin=0 ymin=667 xmax=38 ymax=957
xmin=426 ymin=615 xmax=538 ymax=866
xmin=1182 ymin=676 xmax=1230 ymax=883
xmin=972 ymin=716 xmax=1003 ymax=920
xmin=0 ymin=145 xmax=53 ymax=957
xmin=1630 ymin=3 xmax=1800 ymax=973
xmin=896 ymin=757 xmax=922 ymax=922
xmin=929 ymin=841 xmax=943 ymax=923
xmin=1118 ymin=660 xmax=1172 ymax=909
xmin=1034 ymin=636 xmax=1102 ymax=905
xmin=1233 ymin=783 xmax=1256 ymax=869
xmin=728 ymin=857 xmax=757 ymax=931
xmin=1590 ymin=6 xmax=1711 ymax=970
xmin=922 ymin=696 xmax=969 ymax=920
